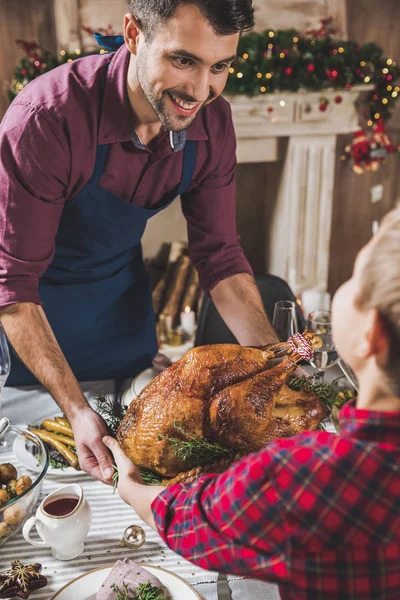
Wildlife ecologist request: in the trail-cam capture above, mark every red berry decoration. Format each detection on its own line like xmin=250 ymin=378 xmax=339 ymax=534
xmin=267 ymin=106 xmax=274 ymax=113
xmin=334 ymin=95 xmax=343 ymax=104
xmin=319 ymin=103 xmax=328 ymax=112
xmin=284 ymin=67 xmax=293 ymax=76
xmin=307 ymin=63 xmax=315 ymax=73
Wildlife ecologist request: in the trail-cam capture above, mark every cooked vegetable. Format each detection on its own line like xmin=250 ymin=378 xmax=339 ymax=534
xmin=0 ymin=521 xmax=11 ymax=537
xmin=30 ymin=429 xmax=79 ymax=468
xmin=44 ymin=433 xmax=76 ymax=447
xmin=15 ymin=475 xmax=32 ymax=495
xmin=0 ymin=489 xmax=11 ymax=506
xmin=3 ymin=504 xmax=27 ymax=526
xmin=55 ymin=416 xmax=72 ymax=428
xmin=0 ymin=463 xmax=18 ymax=485
xmin=41 ymin=419 xmax=74 ymax=437
xmin=6 ymin=480 xmax=17 ymax=498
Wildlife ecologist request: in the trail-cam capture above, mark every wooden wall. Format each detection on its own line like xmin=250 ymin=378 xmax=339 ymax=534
xmin=327 ymin=0 xmax=400 ymax=293
xmin=0 ymin=0 xmax=56 ymax=118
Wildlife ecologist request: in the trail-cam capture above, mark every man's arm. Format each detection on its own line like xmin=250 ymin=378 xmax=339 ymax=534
xmin=210 ymin=273 xmax=278 ymax=345
xmin=0 ymin=303 xmax=114 ymax=482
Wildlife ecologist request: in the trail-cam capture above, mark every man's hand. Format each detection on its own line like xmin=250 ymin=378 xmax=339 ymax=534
xmin=69 ymin=409 xmax=114 ymax=483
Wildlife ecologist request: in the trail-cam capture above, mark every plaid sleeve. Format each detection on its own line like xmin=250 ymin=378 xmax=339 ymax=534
xmin=151 ymin=448 xmax=290 ymax=582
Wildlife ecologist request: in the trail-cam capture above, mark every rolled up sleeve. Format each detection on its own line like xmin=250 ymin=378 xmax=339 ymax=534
xmin=181 ymin=108 xmax=252 ymax=294
xmin=0 ymin=103 xmax=68 ymax=307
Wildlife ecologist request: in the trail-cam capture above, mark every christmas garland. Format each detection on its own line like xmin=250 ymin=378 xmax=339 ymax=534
xmin=8 ymin=18 xmax=400 ymax=173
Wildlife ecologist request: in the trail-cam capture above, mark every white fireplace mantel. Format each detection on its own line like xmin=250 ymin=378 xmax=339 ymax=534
xmin=227 ymin=86 xmax=371 ymax=295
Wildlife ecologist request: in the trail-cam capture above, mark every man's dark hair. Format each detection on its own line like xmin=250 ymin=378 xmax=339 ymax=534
xmin=127 ymin=0 xmax=254 ymax=38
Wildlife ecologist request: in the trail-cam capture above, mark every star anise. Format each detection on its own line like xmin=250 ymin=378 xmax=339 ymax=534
xmin=0 ymin=560 xmax=47 ymax=599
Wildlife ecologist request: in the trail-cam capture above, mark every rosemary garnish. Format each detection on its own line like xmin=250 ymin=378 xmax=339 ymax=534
xmin=288 ymin=375 xmax=336 ymax=411
xmin=111 ymin=581 xmax=166 ymax=600
xmin=95 ymin=394 xmax=126 ymax=436
xmin=112 ymin=464 xmax=119 ymax=494
xmin=139 ymin=467 xmax=163 ymax=486
xmin=159 ymin=420 xmax=234 ymax=466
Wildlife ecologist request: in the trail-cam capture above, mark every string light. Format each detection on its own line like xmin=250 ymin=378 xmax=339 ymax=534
xmin=67 ymin=59 xmax=73 ymax=63
xmin=260 ymin=86 xmax=266 ymax=92
xmin=236 ymin=72 xmax=243 ymax=78
xmin=229 ymin=67 xmax=235 ymax=74
xmin=99 ymin=48 xmax=108 ymax=54
xmin=268 ymin=31 xmax=275 ymax=38
xmin=60 ymin=50 xmax=66 ymax=56
xmin=75 ymin=49 xmax=81 ymax=55
xmin=279 ymin=100 xmax=286 ymax=107
xmin=265 ymin=72 xmax=273 ymax=79
xmin=293 ymin=37 xmax=299 ymax=43
xmin=367 ymin=120 xmax=373 ymax=127
xmin=392 ymin=91 xmax=398 ymax=98
xmin=387 ymin=58 xmax=393 ymax=65
xmin=364 ymin=76 xmax=371 ymax=83
xmin=374 ymin=113 xmax=380 ymax=119
xmin=268 ymin=43 xmax=273 ymax=49
xmin=395 ymin=87 xmax=400 ymax=92
xmin=243 ymin=53 xmax=249 ymax=59
xmin=387 ymin=85 xmax=393 ymax=91
xmin=256 ymin=72 xmax=262 ymax=78
xmin=382 ymin=68 xmax=389 ymax=74
xmin=360 ymin=61 xmax=366 ymax=67
xmin=279 ymin=52 xmax=285 ymax=58
xmin=382 ymin=98 xmax=388 ymax=104
xmin=338 ymin=47 xmax=344 ymax=53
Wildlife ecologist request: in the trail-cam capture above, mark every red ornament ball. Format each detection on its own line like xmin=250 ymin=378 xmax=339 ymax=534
xmin=345 ymin=83 xmax=352 ymax=90
xmin=284 ymin=67 xmax=293 ymax=76
xmin=319 ymin=103 xmax=328 ymax=112
xmin=307 ymin=64 xmax=315 ymax=73
xmin=20 ymin=68 xmax=28 ymax=76
xmin=334 ymin=95 xmax=343 ymax=104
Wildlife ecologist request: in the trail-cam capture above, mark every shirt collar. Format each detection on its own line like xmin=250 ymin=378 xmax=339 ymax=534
xmin=98 ymin=45 xmax=208 ymax=146
xmin=339 ymin=400 xmax=400 ymax=444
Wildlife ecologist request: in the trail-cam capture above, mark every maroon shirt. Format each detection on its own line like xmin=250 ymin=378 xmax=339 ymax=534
xmin=0 ymin=44 xmax=252 ymax=308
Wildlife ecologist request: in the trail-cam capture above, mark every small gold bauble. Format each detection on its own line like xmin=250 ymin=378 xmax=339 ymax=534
xmin=123 ymin=525 xmax=146 ymax=549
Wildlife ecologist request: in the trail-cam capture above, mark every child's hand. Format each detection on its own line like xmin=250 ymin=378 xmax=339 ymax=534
xmin=103 ymin=436 xmax=144 ymax=503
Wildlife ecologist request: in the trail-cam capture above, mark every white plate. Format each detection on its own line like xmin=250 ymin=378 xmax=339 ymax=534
xmin=13 ymin=429 xmax=85 ymax=478
xmin=121 ymin=367 xmax=159 ymax=408
xmin=50 ymin=565 xmax=203 ymax=600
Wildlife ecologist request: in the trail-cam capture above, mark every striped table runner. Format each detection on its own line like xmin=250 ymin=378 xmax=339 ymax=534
xmin=0 ymin=467 xmax=218 ymax=600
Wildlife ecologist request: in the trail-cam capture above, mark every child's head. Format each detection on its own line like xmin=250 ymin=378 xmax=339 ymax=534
xmin=332 ymin=206 xmax=400 ymax=397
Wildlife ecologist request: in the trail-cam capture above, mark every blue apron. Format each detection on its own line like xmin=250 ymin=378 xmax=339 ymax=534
xmin=8 ymin=36 xmax=197 ymax=386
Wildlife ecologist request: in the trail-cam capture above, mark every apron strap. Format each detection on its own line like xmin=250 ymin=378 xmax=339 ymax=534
xmin=176 ymin=141 xmax=197 ymax=196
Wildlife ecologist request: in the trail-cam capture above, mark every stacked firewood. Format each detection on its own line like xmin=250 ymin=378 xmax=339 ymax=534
xmin=146 ymin=242 xmax=203 ymax=334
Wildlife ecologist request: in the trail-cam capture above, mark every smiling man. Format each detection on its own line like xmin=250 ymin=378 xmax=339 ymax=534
xmin=0 ymin=0 xmax=278 ymax=484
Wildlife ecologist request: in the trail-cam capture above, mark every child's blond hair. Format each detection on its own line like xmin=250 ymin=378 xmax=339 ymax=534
xmin=357 ymin=206 xmax=400 ymax=395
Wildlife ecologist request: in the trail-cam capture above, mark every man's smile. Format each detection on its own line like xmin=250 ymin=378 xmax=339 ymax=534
xmin=167 ymin=91 xmax=201 ymax=116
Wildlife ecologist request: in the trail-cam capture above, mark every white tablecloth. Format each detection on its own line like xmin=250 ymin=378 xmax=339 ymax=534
xmin=0 ymin=382 xmax=281 ymax=600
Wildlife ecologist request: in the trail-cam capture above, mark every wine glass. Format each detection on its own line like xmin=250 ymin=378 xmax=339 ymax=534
xmin=0 ymin=324 xmax=11 ymax=447
xmin=272 ymin=300 xmax=299 ymax=342
xmin=307 ymin=311 xmax=338 ymax=381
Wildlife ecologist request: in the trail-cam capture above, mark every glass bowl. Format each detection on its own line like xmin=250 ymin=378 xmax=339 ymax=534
xmin=0 ymin=418 xmax=49 ymax=546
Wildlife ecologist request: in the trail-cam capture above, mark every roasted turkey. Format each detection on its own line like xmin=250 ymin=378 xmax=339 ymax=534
xmin=117 ymin=331 xmax=325 ymax=483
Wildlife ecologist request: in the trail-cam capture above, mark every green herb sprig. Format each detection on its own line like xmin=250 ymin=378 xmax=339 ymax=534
xmin=158 ymin=420 xmax=234 ymax=467
xmin=111 ymin=581 xmax=167 ymax=600
xmin=139 ymin=468 xmax=163 ymax=486
xmin=288 ymin=375 xmax=336 ymax=411
xmin=95 ymin=394 xmax=126 ymax=436
xmin=112 ymin=464 xmax=119 ymax=495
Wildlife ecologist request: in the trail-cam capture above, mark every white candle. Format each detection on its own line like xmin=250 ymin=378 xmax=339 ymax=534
xmin=180 ymin=306 xmax=196 ymax=336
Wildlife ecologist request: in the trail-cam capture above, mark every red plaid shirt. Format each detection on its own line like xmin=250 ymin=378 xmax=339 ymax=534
xmin=152 ymin=404 xmax=400 ymax=599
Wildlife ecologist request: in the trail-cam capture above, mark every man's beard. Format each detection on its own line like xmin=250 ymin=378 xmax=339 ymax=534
xmin=136 ymin=52 xmax=202 ymax=132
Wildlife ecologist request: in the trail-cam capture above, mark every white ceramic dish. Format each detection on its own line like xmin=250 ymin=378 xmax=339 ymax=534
xmin=121 ymin=367 xmax=159 ymax=408
xmin=13 ymin=427 xmax=85 ymax=477
xmin=50 ymin=565 xmax=203 ymax=600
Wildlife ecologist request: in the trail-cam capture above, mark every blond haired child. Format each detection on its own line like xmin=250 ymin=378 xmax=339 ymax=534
xmin=105 ymin=207 xmax=400 ymax=600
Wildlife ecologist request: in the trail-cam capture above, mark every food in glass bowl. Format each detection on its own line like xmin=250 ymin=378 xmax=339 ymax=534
xmin=0 ymin=418 xmax=49 ymax=545
xmin=330 ymin=376 xmax=357 ymax=432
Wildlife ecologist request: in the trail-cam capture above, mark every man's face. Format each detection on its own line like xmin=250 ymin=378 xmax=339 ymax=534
xmin=133 ymin=4 xmax=239 ymax=131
